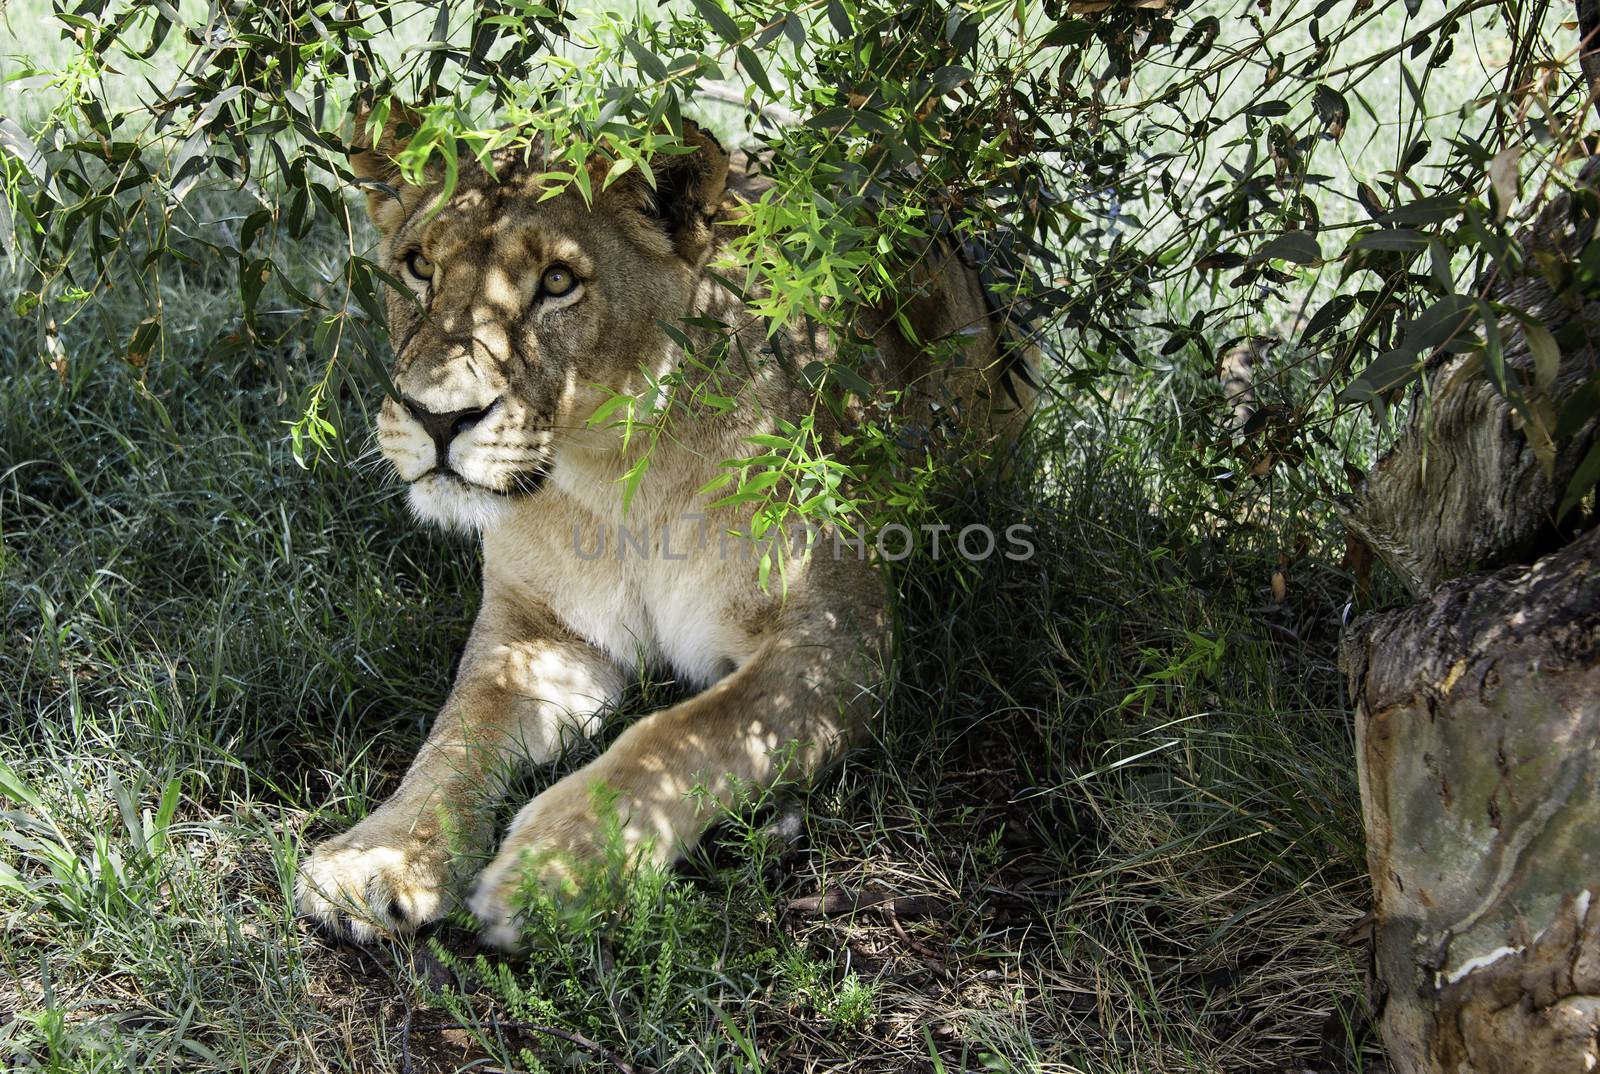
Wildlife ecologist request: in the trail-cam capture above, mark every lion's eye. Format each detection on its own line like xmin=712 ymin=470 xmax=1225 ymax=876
xmin=540 ymin=263 xmax=578 ymax=297
xmin=404 ymin=250 xmax=434 ymax=282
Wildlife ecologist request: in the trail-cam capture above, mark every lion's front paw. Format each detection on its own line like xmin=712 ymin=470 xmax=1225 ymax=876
xmin=467 ymin=797 xmax=595 ymax=947
xmin=467 ymin=778 xmax=614 ymax=950
xmin=466 ymin=850 xmax=566 ymax=952
xmin=297 ymin=825 xmax=455 ymax=943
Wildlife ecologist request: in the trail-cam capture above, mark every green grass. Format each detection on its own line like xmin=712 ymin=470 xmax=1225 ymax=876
xmin=0 ymin=279 xmax=1376 ymax=1071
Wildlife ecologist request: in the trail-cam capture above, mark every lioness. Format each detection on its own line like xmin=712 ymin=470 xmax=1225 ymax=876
xmin=296 ymin=114 xmax=1030 ymax=947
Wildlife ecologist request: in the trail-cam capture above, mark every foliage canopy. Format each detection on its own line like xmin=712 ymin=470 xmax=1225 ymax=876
xmin=2 ymin=0 xmax=1597 ymax=529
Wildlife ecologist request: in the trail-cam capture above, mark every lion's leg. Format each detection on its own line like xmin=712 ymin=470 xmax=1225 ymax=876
xmin=469 ymin=588 xmax=887 ymax=948
xmin=298 ymin=603 xmax=624 ymax=941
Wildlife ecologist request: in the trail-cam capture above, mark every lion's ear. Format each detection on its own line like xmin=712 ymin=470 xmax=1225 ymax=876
xmin=349 ymin=102 xmax=428 ymax=234
xmin=627 ymin=120 xmax=730 ymax=261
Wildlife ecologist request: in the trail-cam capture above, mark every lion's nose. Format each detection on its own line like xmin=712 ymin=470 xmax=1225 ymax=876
xmin=401 ymin=396 xmax=499 ymax=461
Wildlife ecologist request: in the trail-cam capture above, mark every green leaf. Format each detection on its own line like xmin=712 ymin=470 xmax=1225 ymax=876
xmin=1245 ymin=100 xmax=1290 ymax=118
xmin=1477 ymin=298 xmax=1509 ymax=394
xmin=625 ymin=35 xmax=668 ymax=81
xmin=619 ymin=454 xmax=650 ymax=515
xmin=697 ymin=471 xmax=737 ymax=496
xmin=1400 ymin=136 xmax=1432 ymax=171
xmin=1341 ymin=349 xmax=1422 ymax=402
xmin=148 ymin=775 xmax=183 ymax=860
xmin=1523 ymin=322 xmax=1560 ymax=395
xmin=1041 ymin=20 xmax=1093 ymax=48
xmin=0 ymin=861 xmax=26 ymax=897
xmin=931 ymin=66 xmax=973 ymax=95
xmin=1312 ymin=84 xmax=1348 ymax=139
xmin=571 ymin=160 xmax=593 ymax=205
xmin=127 ymin=316 xmax=161 ymax=367
xmin=1255 ymin=232 xmax=1321 ymax=265
xmin=736 ymin=44 xmax=776 ymax=97
xmin=604 ymin=154 xmax=635 ymax=188
xmin=1557 ymin=437 xmax=1600 ymax=520
xmin=829 ymin=363 xmax=876 ymax=399
xmin=0 ymin=760 xmax=43 ymax=811
xmin=689 ymin=0 xmax=742 ymax=43
xmin=827 ymin=0 xmax=852 ymax=39
xmin=587 ymin=392 xmax=635 ymax=428
xmin=740 ymin=470 xmax=784 ymax=494
xmin=1349 ymin=229 xmax=1428 ymax=252
xmin=1302 ymin=294 xmax=1356 ymax=341
xmin=1378 ymin=195 xmax=1464 ymax=227
xmin=1401 ymin=294 xmax=1478 ymax=356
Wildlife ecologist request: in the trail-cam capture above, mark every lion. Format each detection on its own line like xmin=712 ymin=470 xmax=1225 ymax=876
xmin=295 ymin=112 xmax=1032 ymax=948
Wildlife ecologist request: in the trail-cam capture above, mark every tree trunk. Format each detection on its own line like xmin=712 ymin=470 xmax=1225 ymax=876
xmin=1341 ymin=524 xmax=1600 ymax=1073
xmin=1334 ymin=112 xmax=1600 ymax=1069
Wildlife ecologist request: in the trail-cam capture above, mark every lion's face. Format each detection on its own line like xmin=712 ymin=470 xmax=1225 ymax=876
xmin=356 ymin=121 xmax=728 ymax=532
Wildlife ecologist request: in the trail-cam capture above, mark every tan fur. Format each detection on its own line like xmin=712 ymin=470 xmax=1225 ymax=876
xmin=296 ymin=118 xmax=1031 ymax=947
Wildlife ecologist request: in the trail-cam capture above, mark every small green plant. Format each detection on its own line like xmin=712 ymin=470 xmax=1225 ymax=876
xmin=430 ymin=786 xmax=760 ymax=1071
xmin=823 ymin=972 xmax=876 ymax=1032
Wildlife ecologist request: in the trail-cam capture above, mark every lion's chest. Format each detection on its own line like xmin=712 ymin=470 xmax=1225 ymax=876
xmin=482 ymin=495 xmax=757 ymax=688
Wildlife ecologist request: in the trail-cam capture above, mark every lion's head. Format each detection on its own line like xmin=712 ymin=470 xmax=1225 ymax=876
xmin=352 ymin=112 xmax=730 ymax=532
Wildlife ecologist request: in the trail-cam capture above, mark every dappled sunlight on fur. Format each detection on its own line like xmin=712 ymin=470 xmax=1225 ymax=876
xmin=296 ymin=114 xmax=1031 ymax=947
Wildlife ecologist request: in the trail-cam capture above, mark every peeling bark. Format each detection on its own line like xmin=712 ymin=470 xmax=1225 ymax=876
xmin=1342 ymin=524 xmax=1600 ymax=1073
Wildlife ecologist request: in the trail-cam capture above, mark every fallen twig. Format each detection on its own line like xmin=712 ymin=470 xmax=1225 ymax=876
xmin=885 ymin=901 xmax=952 ymax=979
xmin=783 ymin=888 xmax=950 ymax=918
xmin=430 ymin=1018 xmax=649 ymax=1074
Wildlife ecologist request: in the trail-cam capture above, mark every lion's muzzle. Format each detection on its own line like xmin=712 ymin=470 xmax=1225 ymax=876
xmin=401 ymin=394 xmax=500 ymax=471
